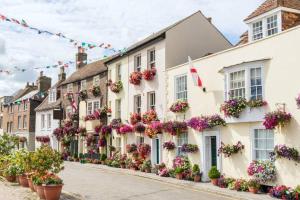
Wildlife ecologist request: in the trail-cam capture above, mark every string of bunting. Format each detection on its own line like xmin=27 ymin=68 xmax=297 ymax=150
xmin=14 ymin=91 xmax=46 ymax=105
xmin=0 ymin=57 xmax=105 ymax=75
xmin=0 ymin=13 xmax=127 ymax=53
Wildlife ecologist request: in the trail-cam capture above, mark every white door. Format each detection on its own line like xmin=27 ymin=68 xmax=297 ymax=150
xmin=151 ymin=137 xmax=161 ymax=165
xmin=201 ymin=131 xmax=221 ymax=182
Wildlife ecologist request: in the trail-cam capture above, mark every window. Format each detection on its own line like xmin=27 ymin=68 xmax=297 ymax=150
xmin=9 ymin=122 xmax=13 ymax=133
xmin=47 ymin=114 xmax=51 ymax=129
xmin=134 ymin=95 xmax=141 ymax=114
xmin=147 ymin=92 xmax=155 ymax=110
xmin=134 ymin=54 xmax=142 ymax=72
xmin=81 ymin=80 xmax=87 ymax=90
xmin=229 ymin=70 xmax=245 ymax=99
xmin=115 ymin=99 xmax=121 ymax=119
xmin=116 ymin=64 xmax=121 ymax=81
xmin=23 ymin=102 xmax=28 ymax=111
xmin=267 ymin=15 xmax=278 ymax=36
xmin=177 ymin=132 xmax=188 ymax=156
xmin=41 ymin=114 xmax=45 ymax=129
xmin=87 ymin=102 xmax=93 ymax=115
xmin=250 ymin=68 xmax=262 ymax=100
xmin=66 ymin=107 xmax=72 ymax=117
xmin=252 ymin=21 xmax=263 ymax=41
xmin=115 ymin=137 xmax=122 ymax=152
xmin=67 ymin=83 xmax=73 ymax=93
xmin=93 ymin=76 xmax=100 ymax=86
xmin=253 ymin=129 xmax=274 ymax=160
xmin=49 ymin=89 xmax=56 ymax=103
xmin=148 ymin=49 xmax=155 ymax=69
xmin=175 ymin=75 xmax=187 ymax=101
xmin=93 ymin=101 xmax=100 ymax=111
xmin=136 ymin=135 xmax=144 ymax=145
xmin=87 ymin=100 xmax=100 ymax=115
xmin=18 ymin=116 xmax=22 ymax=129
xmin=23 ymin=115 xmax=27 ymax=129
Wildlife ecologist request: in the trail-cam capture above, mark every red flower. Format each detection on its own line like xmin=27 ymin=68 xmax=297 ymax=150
xmin=142 ymin=68 xmax=156 ymax=81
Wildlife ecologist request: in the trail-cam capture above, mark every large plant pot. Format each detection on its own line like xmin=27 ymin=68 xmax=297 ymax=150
xmin=194 ymin=175 xmax=201 ymax=182
xmin=28 ymin=178 xmax=35 ymax=192
xmin=19 ymin=175 xmax=29 ymax=187
xmin=176 ymin=173 xmax=183 ymax=180
xmin=5 ymin=175 xmax=16 ymax=182
xmin=249 ymin=187 xmax=258 ymax=194
xmin=44 ymin=184 xmax=63 ymax=200
xmin=211 ymin=178 xmax=219 ymax=186
xmin=36 ymin=185 xmax=46 ymax=199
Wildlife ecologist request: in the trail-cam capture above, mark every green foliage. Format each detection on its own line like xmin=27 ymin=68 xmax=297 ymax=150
xmin=100 ymin=154 xmax=107 ymax=161
xmin=247 ymin=179 xmax=260 ymax=189
xmin=192 ymin=164 xmax=200 ymax=176
xmin=174 ymin=167 xmax=184 ymax=174
xmin=0 ymin=133 xmax=18 ymax=155
xmin=208 ymin=166 xmax=220 ymax=179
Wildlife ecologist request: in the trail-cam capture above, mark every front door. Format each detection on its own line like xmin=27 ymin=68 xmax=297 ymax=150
xmin=202 ymin=131 xmax=220 ymax=182
xmin=152 ymin=137 xmax=161 ymax=165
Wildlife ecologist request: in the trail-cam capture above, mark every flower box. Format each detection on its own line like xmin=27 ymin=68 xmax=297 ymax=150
xmin=225 ymin=107 xmax=266 ymax=124
xmin=85 ymin=120 xmax=100 ymax=132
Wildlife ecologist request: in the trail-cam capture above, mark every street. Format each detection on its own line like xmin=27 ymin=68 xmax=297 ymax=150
xmin=59 ymin=162 xmax=232 ymax=200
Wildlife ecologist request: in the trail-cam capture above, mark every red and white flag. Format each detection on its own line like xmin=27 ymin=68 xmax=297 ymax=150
xmin=188 ymin=56 xmax=202 ymax=87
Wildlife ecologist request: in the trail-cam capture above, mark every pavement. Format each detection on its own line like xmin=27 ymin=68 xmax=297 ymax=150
xmin=58 ymin=162 xmax=273 ymax=200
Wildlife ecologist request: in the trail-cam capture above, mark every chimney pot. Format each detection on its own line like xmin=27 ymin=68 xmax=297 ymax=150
xmin=207 ymin=17 xmax=212 ymax=23
xmin=40 ymin=71 xmax=43 ymax=77
xmin=26 ymin=82 xmax=29 ymax=87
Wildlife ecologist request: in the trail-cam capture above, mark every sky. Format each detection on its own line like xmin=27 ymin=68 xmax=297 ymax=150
xmin=0 ymin=0 xmax=265 ymax=96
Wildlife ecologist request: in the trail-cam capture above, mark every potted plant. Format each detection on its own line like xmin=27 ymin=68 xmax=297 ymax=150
xmin=142 ymin=68 xmax=156 ymax=81
xmin=141 ymin=160 xmax=152 ymax=173
xmin=208 ymin=166 xmax=220 ymax=186
xmin=3 ymin=164 xmax=18 ymax=182
xmin=263 ymin=110 xmax=292 ymax=130
xmin=220 ymin=98 xmax=247 ymax=118
xmin=192 ymin=164 xmax=201 ymax=182
xmin=169 ymin=100 xmax=189 ymax=113
xmin=248 ymin=179 xmax=260 ymax=194
xmin=32 ymin=174 xmax=45 ymax=199
xmin=129 ymin=71 xmax=143 ymax=85
xmin=100 ymin=154 xmax=107 ymax=164
xmin=181 ymin=144 xmax=199 ymax=153
xmin=175 ymin=167 xmax=184 ymax=180
xmin=42 ymin=173 xmax=63 ymax=200
xmin=163 ymin=141 xmax=176 ymax=151
xmin=91 ymin=85 xmax=101 ymax=97
xmin=79 ymin=90 xmax=88 ymax=100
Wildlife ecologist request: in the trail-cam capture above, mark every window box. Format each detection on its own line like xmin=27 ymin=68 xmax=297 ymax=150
xmin=225 ymin=107 xmax=266 ymax=124
xmin=85 ymin=120 xmax=100 ymax=132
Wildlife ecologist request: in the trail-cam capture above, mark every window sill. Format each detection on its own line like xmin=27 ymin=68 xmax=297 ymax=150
xmin=225 ymin=107 xmax=266 ymax=124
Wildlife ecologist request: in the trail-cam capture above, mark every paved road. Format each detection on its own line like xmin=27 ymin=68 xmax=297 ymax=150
xmin=59 ymin=163 xmax=232 ymax=200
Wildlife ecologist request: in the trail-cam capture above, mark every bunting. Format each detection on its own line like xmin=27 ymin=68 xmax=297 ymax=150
xmin=0 ymin=13 xmax=127 ymax=54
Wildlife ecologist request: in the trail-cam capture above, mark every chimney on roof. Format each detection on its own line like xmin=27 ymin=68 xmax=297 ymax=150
xmin=207 ymin=17 xmax=212 ymax=23
xmin=36 ymin=71 xmax=51 ymax=93
xmin=58 ymin=66 xmax=66 ymax=82
xmin=76 ymin=47 xmax=87 ymax=70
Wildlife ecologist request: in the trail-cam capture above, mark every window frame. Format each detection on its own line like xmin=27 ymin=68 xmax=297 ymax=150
xmin=23 ymin=102 xmax=28 ymax=111
xmin=177 ymin=132 xmax=188 ymax=156
xmin=147 ymin=91 xmax=156 ymax=110
xmin=47 ymin=113 xmax=51 ymax=129
xmin=136 ymin=135 xmax=144 ymax=145
xmin=115 ymin=137 xmax=122 ymax=152
xmin=252 ymin=20 xmax=263 ymax=41
xmin=115 ymin=99 xmax=121 ymax=119
xmin=93 ymin=76 xmax=100 ymax=86
xmin=23 ymin=115 xmax=27 ymax=129
xmin=41 ymin=114 xmax=45 ymax=129
xmin=148 ymin=48 xmax=156 ymax=69
xmin=224 ymin=62 xmax=264 ymax=101
xmin=18 ymin=116 xmax=22 ymax=130
xmin=266 ymin=14 xmax=278 ymax=36
xmin=174 ymin=74 xmax=188 ymax=101
xmin=87 ymin=100 xmax=100 ymax=115
xmin=134 ymin=54 xmax=142 ymax=72
xmin=251 ymin=127 xmax=274 ymax=161
xmin=116 ymin=63 xmax=122 ymax=81
xmin=134 ymin=95 xmax=141 ymax=114
xmin=67 ymin=83 xmax=73 ymax=93
xmin=81 ymin=80 xmax=87 ymax=91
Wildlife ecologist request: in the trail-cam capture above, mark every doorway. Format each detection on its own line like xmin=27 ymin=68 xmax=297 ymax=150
xmin=151 ymin=137 xmax=161 ymax=165
xmin=201 ymin=131 xmax=221 ymax=182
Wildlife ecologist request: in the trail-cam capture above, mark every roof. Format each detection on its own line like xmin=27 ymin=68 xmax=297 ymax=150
xmin=105 ymin=11 xmax=213 ymax=64
xmin=245 ymin=0 xmax=300 ymax=21
xmin=61 ymin=59 xmax=107 ymax=85
xmin=15 ymin=90 xmax=38 ymax=102
xmin=35 ymin=97 xmax=61 ymax=112
xmin=219 ymin=58 xmax=271 ymax=73
xmin=10 ymin=86 xmax=37 ymax=103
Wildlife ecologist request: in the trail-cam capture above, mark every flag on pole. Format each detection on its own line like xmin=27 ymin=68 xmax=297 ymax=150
xmin=188 ymin=56 xmax=202 ymax=87
xmin=71 ymin=98 xmax=78 ymax=111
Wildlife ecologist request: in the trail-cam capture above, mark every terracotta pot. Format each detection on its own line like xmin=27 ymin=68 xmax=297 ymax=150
xmin=249 ymin=187 xmax=258 ymax=194
xmin=5 ymin=175 xmax=16 ymax=182
xmin=176 ymin=173 xmax=183 ymax=180
xmin=19 ymin=175 xmax=29 ymax=187
xmin=36 ymin=185 xmax=46 ymax=199
xmin=211 ymin=178 xmax=218 ymax=186
xmin=44 ymin=184 xmax=63 ymax=200
xmin=194 ymin=175 xmax=201 ymax=182
xmin=28 ymin=178 xmax=35 ymax=192
xmin=33 ymin=184 xmax=37 ymax=192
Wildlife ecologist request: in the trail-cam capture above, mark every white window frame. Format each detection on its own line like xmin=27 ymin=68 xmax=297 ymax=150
xmin=49 ymin=89 xmax=56 ymax=103
xmin=251 ymin=127 xmax=274 ymax=161
xmin=23 ymin=115 xmax=27 ymax=129
xmin=175 ymin=74 xmax=188 ymax=101
xmin=147 ymin=91 xmax=155 ymax=110
xmin=41 ymin=114 xmax=45 ymax=129
xmin=47 ymin=113 xmax=51 ymax=129
xmin=115 ymin=137 xmax=122 ymax=152
xmin=116 ymin=64 xmax=121 ymax=81
xmin=252 ymin=20 xmax=263 ymax=41
xmin=177 ymin=132 xmax=188 ymax=156
xmin=148 ymin=49 xmax=156 ymax=69
xmin=224 ymin=62 xmax=264 ymax=101
xmin=266 ymin=14 xmax=278 ymax=36
xmin=134 ymin=95 xmax=141 ymax=114
xmin=136 ymin=135 xmax=144 ymax=145
xmin=93 ymin=76 xmax=100 ymax=86
xmin=23 ymin=102 xmax=28 ymax=111
xmin=67 ymin=83 xmax=73 ymax=93
xmin=81 ymin=80 xmax=87 ymax=90
xmin=134 ymin=54 xmax=142 ymax=72
xmin=228 ymin=70 xmax=246 ymax=100
xmin=87 ymin=100 xmax=100 ymax=115
xmin=115 ymin=99 xmax=121 ymax=119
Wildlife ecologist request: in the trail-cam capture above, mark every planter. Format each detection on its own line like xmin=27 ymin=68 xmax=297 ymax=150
xmin=176 ymin=173 xmax=183 ymax=180
xmin=211 ymin=179 xmax=218 ymax=186
xmin=44 ymin=185 xmax=63 ymax=200
xmin=19 ymin=175 xmax=29 ymax=187
xmin=36 ymin=185 xmax=46 ymax=200
xmin=5 ymin=175 xmax=16 ymax=183
xmin=145 ymin=168 xmax=151 ymax=173
xmin=33 ymin=184 xmax=37 ymax=192
xmin=249 ymin=187 xmax=258 ymax=194
xmin=28 ymin=178 xmax=35 ymax=192
xmin=194 ymin=175 xmax=201 ymax=182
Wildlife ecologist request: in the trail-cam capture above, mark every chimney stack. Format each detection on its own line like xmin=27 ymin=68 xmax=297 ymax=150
xmin=76 ymin=47 xmax=87 ymax=70
xmin=36 ymin=71 xmax=51 ymax=93
xmin=207 ymin=17 xmax=212 ymax=23
xmin=58 ymin=66 xmax=66 ymax=82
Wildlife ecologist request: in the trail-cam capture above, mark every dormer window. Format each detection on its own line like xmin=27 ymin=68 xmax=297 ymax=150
xmin=49 ymin=89 xmax=57 ymax=103
xmin=267 ymin=15 xmax=278 ymax=36
xmin=252 ymin=21 xmax=263 ymax=41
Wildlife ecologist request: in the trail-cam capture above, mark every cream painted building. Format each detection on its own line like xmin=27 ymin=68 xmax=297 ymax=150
xmin=165 ymin=23 xmax=300 ymax=187
xmin=105 ymin=11 xmax=232 ymax=164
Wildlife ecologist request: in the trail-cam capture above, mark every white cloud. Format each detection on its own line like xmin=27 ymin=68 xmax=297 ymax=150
xmin=0 ymin=0 xmax=265 ymax=96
